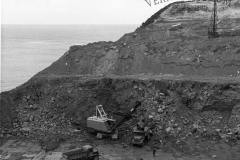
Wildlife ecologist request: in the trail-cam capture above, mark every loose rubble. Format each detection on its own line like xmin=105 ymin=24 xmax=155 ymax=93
xmin=1 ymin=77 xmax=239 ymax=155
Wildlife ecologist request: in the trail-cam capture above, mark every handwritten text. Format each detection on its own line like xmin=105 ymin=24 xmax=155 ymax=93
xmin=144 ymin=0 xmax=173 ymax=7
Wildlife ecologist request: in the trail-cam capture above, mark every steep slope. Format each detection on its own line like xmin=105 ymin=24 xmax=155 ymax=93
xmin=34 ymin=1 xmax=240 ymax=78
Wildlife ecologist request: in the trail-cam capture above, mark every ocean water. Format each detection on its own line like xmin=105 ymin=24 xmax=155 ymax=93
xmin=1 ymin=25 xmax=138 ymax=92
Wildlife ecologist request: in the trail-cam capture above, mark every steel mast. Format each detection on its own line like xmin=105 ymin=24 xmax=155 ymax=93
xmin=208 ymin=0 xmax=219 ymax=39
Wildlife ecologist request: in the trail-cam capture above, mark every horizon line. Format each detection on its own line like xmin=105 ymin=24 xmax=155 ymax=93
xmin=1 ymin=23 xmax=140 ymax=25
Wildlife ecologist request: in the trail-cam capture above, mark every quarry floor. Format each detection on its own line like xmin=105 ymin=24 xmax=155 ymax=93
xmin=38 ymin=74 xmax=240 ymax=83
xmin=1 ymin=138 xmax=240 ymax=160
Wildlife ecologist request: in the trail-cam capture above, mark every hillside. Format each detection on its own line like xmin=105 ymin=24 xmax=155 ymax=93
xmin=34 ymin=1 xmax=240 ymax=77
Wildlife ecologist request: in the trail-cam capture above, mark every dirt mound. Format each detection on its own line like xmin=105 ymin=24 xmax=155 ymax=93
xmin=139 ymin=1 xmax=187 ymax=29
xmin=35 ymin=22 xmax=240 ymax=77
xmin=165 ymin=2 xmax=210 ymax=16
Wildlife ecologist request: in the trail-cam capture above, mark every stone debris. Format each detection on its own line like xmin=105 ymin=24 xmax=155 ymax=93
xmin=182 ymin=119 xmax=189 ymax=125
xmin=169 ymin=23 xmax=183 ymax=31
xmin=212 ymin=155 xmax=217 ymax=158
xmin=0 ymin=77 xmax=240 ymax=153
xmin=165 ymin=127 xmax=171 ymax=133
xmin=133 ymin=33 xmax=137 ymax=37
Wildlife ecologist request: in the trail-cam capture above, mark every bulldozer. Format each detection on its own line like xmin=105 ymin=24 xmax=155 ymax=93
xmin=87 ymin=101 xmax=141 ymax=139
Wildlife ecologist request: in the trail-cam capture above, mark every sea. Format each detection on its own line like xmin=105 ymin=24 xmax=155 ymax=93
xmin=1 ymin=25 xmax=138 ymax=92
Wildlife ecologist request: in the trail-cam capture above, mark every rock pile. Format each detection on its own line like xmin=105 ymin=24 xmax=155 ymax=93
xmin=1 ymin=78 xmax=240 ymax=151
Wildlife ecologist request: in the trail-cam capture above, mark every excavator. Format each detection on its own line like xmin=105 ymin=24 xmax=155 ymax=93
xmin=87 ymin=101 xmax=141 ymax=139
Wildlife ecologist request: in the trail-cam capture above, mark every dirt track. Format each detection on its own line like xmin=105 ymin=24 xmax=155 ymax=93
xmin=1 ymin=139 xmax=239 ymax=160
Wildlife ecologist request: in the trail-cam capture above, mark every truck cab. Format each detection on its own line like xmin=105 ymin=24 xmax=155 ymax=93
xmin=132 ymin=130 xmax=146 ymax=146
xmin=132 ymin=118 xmax=155 ymax=147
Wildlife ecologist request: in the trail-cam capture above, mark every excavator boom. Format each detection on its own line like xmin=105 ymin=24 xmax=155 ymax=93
xmin=110 ymin=101 xmax=141 ymax=131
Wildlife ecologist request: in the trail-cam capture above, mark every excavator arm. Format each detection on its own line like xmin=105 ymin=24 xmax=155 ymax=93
xmin=110 ymin=101 xmax=141 ymax=132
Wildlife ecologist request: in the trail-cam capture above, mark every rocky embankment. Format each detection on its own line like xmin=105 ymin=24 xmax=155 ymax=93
xmin=1 ymin=0 xmax=240 ymax=155
xmin=1 ymin=76 xmax=240 ymax=152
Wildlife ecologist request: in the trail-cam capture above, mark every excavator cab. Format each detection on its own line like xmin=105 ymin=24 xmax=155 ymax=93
xmin=87 ymin=105 xmax=116 ymax=133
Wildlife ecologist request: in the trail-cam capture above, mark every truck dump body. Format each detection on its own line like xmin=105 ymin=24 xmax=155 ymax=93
xmin=62 ymin=149 xmax=88 ymax=160
xmin=62 ymin=145 xmax=99 ymax=160
xmin=62 ymin=148 xmax=85 ymax=156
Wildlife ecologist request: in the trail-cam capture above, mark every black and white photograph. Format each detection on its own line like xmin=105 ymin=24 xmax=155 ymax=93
xmin=1 ymin=0 xmax=240 ymax=159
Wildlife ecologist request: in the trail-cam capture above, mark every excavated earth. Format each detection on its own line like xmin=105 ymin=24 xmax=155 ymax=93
xmin=1 ymin=1 xmax=240 ymax=160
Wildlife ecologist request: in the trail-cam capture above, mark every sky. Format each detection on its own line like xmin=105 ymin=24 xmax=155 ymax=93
xmin=1 ymin=0 xmax=187 ymax=25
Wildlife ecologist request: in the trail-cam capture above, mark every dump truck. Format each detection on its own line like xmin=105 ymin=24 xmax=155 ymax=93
xmin=62 ymin=145 xmax=99 ymax=160
xmin=87 ymin=101 xmax=141 ymax=139
xmin=132 ymin=118 xmax=155 ymax=146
